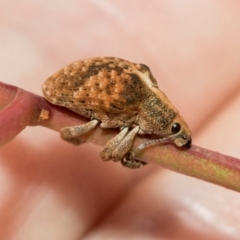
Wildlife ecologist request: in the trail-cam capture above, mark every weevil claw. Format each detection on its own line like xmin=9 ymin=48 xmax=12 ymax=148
xmin=121 ymin=151 xmax=147 ymax=169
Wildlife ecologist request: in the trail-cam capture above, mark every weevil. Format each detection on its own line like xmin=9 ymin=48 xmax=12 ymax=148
xmin=42 ymin=57 xmax=191 ymax=169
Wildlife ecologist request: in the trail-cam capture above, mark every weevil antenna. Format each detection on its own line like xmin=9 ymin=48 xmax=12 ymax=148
xmin=138 ymin=137 xmax=172 ymax=150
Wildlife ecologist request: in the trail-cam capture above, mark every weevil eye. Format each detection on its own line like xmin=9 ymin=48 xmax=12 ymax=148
xmin=171 ymin=122 xmax=181 ymax=134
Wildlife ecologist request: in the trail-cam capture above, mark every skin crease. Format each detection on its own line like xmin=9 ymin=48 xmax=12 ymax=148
xmin=1 ymin=0 xmax=240 ymax=239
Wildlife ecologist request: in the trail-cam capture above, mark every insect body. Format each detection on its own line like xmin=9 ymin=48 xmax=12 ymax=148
xmin=42 ymin=57 xmax=191 ymax=169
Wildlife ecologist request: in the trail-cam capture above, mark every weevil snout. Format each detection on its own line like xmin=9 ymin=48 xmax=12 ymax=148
xmin=172 ymin=118 xmax=192 ymax=149
xmin=138 ymin=121 xmax=192 ymax=151
xmin=174 ymin=135 xmax=192 ymax=149
xmin=182 ymin=137 xmax=192 ymax=149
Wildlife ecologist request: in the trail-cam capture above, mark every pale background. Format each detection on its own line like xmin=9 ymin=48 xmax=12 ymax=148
xmin=1 ymin=1 xmax=240 ymax=239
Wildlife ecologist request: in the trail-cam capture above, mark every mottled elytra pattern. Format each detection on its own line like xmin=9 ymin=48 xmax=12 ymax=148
xmin=43 ymin=57 xmax=192 ymax=169
xmin=44 ymin=58 xmax=151 ymax=114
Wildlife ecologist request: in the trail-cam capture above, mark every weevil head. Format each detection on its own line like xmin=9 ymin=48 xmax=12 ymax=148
xmin=167 ymin=114 xmax=192 ymax=149
xmin=138 ymin=93 xmax=192 ymax=149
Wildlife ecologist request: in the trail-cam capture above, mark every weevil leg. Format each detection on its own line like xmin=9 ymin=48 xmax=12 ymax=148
xmin=110 ymin=126 xmax=147 ymax=169
xmin=100 ymin=127 xmax=129 ymax=161
xmin=60 ymin=119 xmax=99 ymax=145
xmin=121 ymin=154 xmax=147 ymax=169
xmin=112 ymin=126 xmax=140 ymax=161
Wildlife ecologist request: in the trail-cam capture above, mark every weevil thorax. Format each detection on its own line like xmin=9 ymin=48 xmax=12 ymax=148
xmin=136 ymin=75 xmax=192 ymax=149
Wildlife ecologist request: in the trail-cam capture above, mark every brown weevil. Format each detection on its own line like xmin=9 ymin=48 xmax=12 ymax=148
xmin=42 ymin=57 xmax=191 ymax=169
